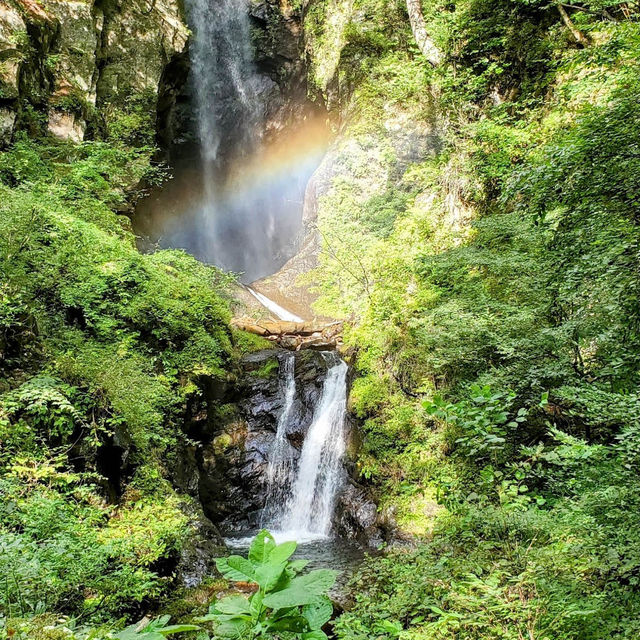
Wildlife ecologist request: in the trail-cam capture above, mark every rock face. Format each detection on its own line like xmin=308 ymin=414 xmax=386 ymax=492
xmin=189 ymin=347 xmax=387 ymax=546
xmin=256 ymin=113 xmax=441 ymax=319
xmin=334 ymin=481 xmax=395 ymax=547
xmin=248 ymin=0 xmax=320 ymax=140
xmin=0 ymin=0 xmax=189 ymax=146
xmin=196 ymin=349 xmax=331 ymax=531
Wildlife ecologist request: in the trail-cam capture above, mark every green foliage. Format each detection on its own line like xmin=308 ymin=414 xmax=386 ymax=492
xmin=250 ymin=357 xmax=280 ymax=378
xmin=200 ymin=530 xmax=336 ymax=639
xmin=115 ymin=615 xmax=198 ymax=639
xmin=1 ymin=376 xmax=82 ymax=446
xmin=0 ymin=124 xmax=235 ymax=631
xmin=0 ymin=463 xmax=189 ymax=621
xmin=424 ymin=385 xmax=526 ymax=462
xmin=0 ymin=614 xmax=197 ymax=640
xmin=306 ymin=2 xmax=640 ymax=639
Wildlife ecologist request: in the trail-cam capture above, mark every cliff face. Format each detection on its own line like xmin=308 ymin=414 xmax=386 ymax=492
xmin=0 ymin=0 xmax=189 ymax=145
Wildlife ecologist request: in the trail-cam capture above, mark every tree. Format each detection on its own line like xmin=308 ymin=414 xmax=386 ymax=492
xmin=406 ymin=0 xmax=442 ymax=66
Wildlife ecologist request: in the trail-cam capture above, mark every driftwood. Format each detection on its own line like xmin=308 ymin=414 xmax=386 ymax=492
xmin=232 ymin=319 xmax=343 ymax=351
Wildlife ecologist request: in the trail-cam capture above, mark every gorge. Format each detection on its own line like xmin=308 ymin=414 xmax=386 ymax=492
xmin=2 ymin=0 xmax=640 ymax=638
xmin=134 ymin=0 xmax=375 ymax=563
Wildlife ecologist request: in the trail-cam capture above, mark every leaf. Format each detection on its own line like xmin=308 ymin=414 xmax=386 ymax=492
xmin=216 ymin=555 xmax=256 ymax=582
xmin=288 ymin=558 xmax=309 ymax=574
xmin=214 ymin=595 xmax=251 ymax=615
xmin=302 ymin=596 xmax=333 ymax=630
xmin=248 ymin=529 xmax=276 ymax=565
xmin=249 ymin=589 xmax=264 ymax=617
xmin=263 ymin=570 xmax=338 ymax=610
xmin=302 ymin=632 xmax=329 ymax=640
xmin=253 ymin=561 xmax=287 ymax=592
xmin=156 ymin=625 xmax=200 ymax=635
xmin=212 ymin=617 xmax=253 ymax=639
xmin=115 ymin=616 xmax=199 ymax=639
xmin=266 ymin=614 xmax=308 ymax=633
xmin=269 ymin=540 xmax=297 ymax=565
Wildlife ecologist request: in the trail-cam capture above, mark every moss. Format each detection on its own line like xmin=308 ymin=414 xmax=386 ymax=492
xmin=232 ymin=328 xmax=272 ymax=356
xmin=250 ymin=357 xmax=280 ymax=378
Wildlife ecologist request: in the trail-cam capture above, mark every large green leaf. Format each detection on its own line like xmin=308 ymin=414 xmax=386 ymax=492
xmin=263 ymin=569 xmax=338 ymax=609
xmin=302 ymin=596 xmax=333 ymax=630
xmin=248 ymin=529 xmax=276 ymax=565
xmin=265 ymin=613 xmax=308 ymax=633
xmin=216 ymin=555 xmax=256 ymax=582
xmin=269 ymin=540 xmax=297 ymax=565
xmin=214 ymin=595 xmax=251 ymax=615
xmin=254 ymin=560 xmax=287 ymax=592
xmin=249 ymin=589 xmax=264 ymax=617
xmin=302 ymin=631 xmax=329 ymax=640
xmin=288 ymin=558 xmax=309 ymax=574
xmin=212 ymin=617 xmax=253 ymax=639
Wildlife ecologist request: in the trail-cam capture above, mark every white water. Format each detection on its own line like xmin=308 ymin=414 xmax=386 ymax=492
xmin=259 ymin=353 xmax=348 ymax=541
xmin=185 ymin=0 xmax=260 ymax=165
xmin=182 ymin=0 xmax=272 ymax=276
xmin=247 ymin=287 xmax=304 ymax=323
xmin=262 ymin=354 xmax=297 ymax=523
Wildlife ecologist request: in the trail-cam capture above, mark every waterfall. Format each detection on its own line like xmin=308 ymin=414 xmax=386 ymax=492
xmin=247 ymin=287 xmax=304 ymax=323
xmin=185 ymin=0 xmax=260 ymax=165
xmin=263 ymin=353 xmax=349 ymax=540
xmin=134 ymin=0 xmax=327 ymax=283
xmin=261 ymin=354 xmax=297 ymax=524
xmin=182 ymin=0 xmax=268 ymax=275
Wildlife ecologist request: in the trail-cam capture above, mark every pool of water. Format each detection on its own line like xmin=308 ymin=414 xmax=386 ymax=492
xmin=224 ymin=531 xmax=365 ymax=595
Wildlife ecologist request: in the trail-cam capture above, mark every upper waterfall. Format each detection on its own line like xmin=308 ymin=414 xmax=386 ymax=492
xmin=185 ymin=0 xmax=261 ymax=165
xmin=133 ymin=0 xmax=327 ymax=283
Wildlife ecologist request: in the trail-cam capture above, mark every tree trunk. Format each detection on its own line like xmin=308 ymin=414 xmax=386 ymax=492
xmin=556 ymin=1 xmax=589 ymax=46
xmin=406 ymin=0 xmax=442 ymax=66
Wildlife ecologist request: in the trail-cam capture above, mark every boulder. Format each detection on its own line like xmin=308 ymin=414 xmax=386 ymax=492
xmin=335 ymin=481 xmax=394 ymax=547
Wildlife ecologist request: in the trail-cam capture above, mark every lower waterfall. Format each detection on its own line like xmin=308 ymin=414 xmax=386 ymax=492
xmin=262 ymin=352 xmax=349 ymax=541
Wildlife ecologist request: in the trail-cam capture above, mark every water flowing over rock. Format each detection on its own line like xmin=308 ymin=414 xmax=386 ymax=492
xmin=276 ymin=353 xmax=349 ymax=538
xmin=185 ymin=0 xmax=261 ymax=165
xmin=262 ymin=354 xmax=298 ymax=524
xmin=133 ymin=0 xmax=326 ymax=282
xmin=193 ymin=349 xmax=385 ymax=545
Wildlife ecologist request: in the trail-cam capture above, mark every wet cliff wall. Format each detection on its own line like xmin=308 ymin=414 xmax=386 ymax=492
xmin=0 ymin=0 xmax=316 ymax=148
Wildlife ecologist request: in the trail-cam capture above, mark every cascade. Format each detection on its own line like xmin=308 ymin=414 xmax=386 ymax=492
xmin=261 ymin=354 xmax=297 ymax=524
xmin=262 ymin=353 xmax=349 ymax=541
xmin=246 ymin=287 xmax=304 ymax=322
xmin=182 ymin=0 xmax=263 ymax=273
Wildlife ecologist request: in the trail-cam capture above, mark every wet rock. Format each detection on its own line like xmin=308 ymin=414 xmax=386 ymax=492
xmin=335 ymin=481 xmax=392 ymax=547
xmin=248 ymin=0 xmax=317 ymax=138
xmin=175 ymin=499 xmax=226 ymax=588
xmin=196 ymin=349 xmax=331 ymax=532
